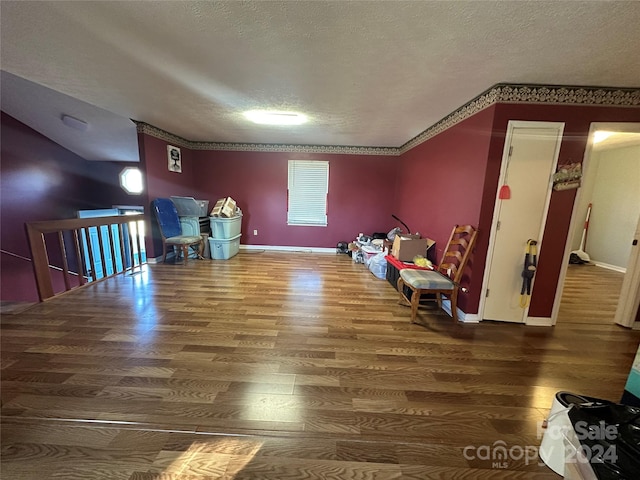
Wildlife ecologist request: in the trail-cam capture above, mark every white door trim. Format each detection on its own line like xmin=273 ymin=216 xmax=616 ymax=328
xmin=479 ymin=121 xmax=565 ymax=324
xmin=614 ymin=214 xmax=640 ymax=327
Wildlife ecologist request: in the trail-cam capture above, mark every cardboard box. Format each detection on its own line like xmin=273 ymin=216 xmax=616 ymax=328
xmin=210 ymin=197 xmax=237 ymax=218
xmin=391 ymin=235 xmax=435 ymax=262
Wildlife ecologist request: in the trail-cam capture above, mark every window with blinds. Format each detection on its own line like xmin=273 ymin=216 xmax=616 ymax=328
xmin=287 ymin=160 xmax=329 ymax=226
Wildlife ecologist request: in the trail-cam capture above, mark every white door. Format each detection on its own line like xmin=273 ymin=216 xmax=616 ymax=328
xmin=482 ymin=121 xmax=564 ymax=322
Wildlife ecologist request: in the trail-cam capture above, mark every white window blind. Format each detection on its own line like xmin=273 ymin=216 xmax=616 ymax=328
xmin=287 ymin=160 xmax=329 ymax=226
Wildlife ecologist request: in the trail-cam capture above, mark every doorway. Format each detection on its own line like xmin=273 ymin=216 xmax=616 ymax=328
xmin=555 ymin=123 xmax=640 ymax=327
xmin=481 ymin=121 xmax=564 ymax=323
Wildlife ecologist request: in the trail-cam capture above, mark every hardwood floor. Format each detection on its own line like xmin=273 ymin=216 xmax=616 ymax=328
xmin=2 ymin=252 xmax=639 ymax=479
xmin=557 ymin=264 xmax=625 ymax=324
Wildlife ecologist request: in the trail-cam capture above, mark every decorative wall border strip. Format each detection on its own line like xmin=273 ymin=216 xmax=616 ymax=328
xmin=133 ymin=121 xmax=397 ymax=156
xmin=399 ymin=84 xmax=640 ymax=153
xmin=188 ymin=141 xmax=398 ymax=156
xmin=135 ymin=83 xmax=639 ymax=156
xmin=133 ymin=122 xmax=193 ymax=150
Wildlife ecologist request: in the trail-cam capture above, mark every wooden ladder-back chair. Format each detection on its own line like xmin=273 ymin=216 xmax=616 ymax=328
xmin=397 ymin=225 xmax=478 ymax=323
xmin=152 ymin=198 xmax=204 ymax=264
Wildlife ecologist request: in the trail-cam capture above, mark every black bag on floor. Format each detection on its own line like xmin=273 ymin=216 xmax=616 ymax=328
xmin=336 ymin=242 xmax=349 ymax=254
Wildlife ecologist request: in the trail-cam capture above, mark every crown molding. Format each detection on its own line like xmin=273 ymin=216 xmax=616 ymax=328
xmin=134 ymin=83 xmax=640 ymax=156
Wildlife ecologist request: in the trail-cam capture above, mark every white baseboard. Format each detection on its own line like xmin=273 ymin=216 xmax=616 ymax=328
xmin=593 ymin=261 xmax=626 ymax=273
xmin=153 ymin=245 xmax=346 ymax=258
xmin=526 ymin=316 xmax=554 ymax=326
xmin=461 ymin=313 xmax=481 ymax=323
xmin=441 ymin=300 xmax=480 ymax=323
xmin=240 ymin=244 xmax=336 ymax=254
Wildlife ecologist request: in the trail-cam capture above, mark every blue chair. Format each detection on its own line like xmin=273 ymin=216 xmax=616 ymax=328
xmin=152 ymin=198 xmax=204 ymax=264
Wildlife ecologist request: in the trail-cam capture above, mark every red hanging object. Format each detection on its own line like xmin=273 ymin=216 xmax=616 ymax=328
xmin=499 ymin=157 xmax=512 ymax=200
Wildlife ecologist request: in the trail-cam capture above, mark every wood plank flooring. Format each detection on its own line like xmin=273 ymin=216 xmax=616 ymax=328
xmin=2 ymin=252 xmax=639 ymax=479
xmin=557 ymin=264 xmax=625 ymax=324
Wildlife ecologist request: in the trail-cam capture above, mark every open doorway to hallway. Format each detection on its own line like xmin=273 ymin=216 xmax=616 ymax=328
xmin=557 ymin=123 xmax=640 ymax=326
xmin=558 ymin=264 xmax=624 ymax=324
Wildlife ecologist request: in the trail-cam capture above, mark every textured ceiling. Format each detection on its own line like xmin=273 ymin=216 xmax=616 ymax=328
xmin=1 ymin=0 xmax=640 ymax=160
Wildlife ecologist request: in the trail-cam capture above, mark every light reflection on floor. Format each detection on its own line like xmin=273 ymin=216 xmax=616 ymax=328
xmin=286 ymin=270 xmax=324 ymax=312
xmin=289 ymin=269 xmax=324 ymax=289
xmin=157 ymin=438 xmax=264 ymax=477
xmin=241 ymin=393 xmax=303 ymax=423
xmin=129 ymin=267 xmax=158 ymax=339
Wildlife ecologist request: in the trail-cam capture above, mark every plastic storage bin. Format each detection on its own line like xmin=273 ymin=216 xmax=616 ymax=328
xmin=208 ymin=234 xmax=241 ymax=260
xmin=209 ymin=215 xmax=242 ymax=239
xmin=170 ymin=196 xmax=209 ymax=217
xmin=361 ymin=245 xmax=381 ymax=267
xmin=179 ymin=216 xmax=200 ymax=237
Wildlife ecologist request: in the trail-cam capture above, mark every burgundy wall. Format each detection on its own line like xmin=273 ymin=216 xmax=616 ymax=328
xmin=394 ymin=103 xmax=640 ymax=318
xmin=0 ymin=112 xmax=141 ymax=301
xmin=395 ymin=106 xmax=497 ymax=313
xmin=188 ymin=150 xmax=397 ymax=248
xmin=138 ymin=134 xmax=398 ymax=255
xmin=137 ymin=134 xmax=207 ymax=256
xmin=139 ymin=134 xmax=202 ymax=201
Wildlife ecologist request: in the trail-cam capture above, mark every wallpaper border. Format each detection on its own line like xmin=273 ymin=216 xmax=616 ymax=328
xmin=135 ymin=83 xmax=640 ymax=156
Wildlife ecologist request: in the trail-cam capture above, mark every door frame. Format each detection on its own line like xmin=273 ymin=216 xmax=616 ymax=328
xmin=552 ymin=122 xmax=640 ymax=327
xmin=479 ymin=120 xmax=565 ymax=324
xmin=614 ymin=214 xmax=640 ymax=328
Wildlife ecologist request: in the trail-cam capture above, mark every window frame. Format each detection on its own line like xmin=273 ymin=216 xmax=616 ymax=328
xmin=119 ymin=167 xmax=144 ymax=195
xmin=287 ymin=160 xmax=329 ymax=227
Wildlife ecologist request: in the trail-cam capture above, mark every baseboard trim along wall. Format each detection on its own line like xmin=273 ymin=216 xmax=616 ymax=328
xmin=441 ymin=300 xmax=480 ymax=323
xmin=593 ymin=261 xmax=626 ymax=273
xmin=526 ymin=316 xmax=554 ymax=326
xmin=152 ymin=245 xmax=337 ymax=261
xmin=240 ymin=245 xmax=336 ymax=254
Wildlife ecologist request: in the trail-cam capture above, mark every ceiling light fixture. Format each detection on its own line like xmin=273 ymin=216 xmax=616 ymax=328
xmin=243 ymin=110 xmax=308 ymax=126
xmin=593 ymin=130 xmax=613 ymax=144
xmin=61 ymin=114 xmax=89 ymax=131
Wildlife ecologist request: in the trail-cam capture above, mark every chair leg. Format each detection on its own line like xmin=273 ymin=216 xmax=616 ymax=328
xmin=182 ymin=245 xmax=189 ymax=265
xmin=397 ymin=277 xmax=408 ymax=305
xmin=435 ymin=292 xmax=442 ymax=309
xmin=450 ymin=288 xmax=459 ymax=322
xmin=410 ymin=287 xmax=421 ymax=323
xmin=162 ymin=242 xmax=168 ymax=263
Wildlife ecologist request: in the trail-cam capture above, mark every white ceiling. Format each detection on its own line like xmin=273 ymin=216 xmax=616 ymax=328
xmin=1 ymin=1 xmax=640 ymax=162
xmin=590 ymin=123 xmax=640 ymax=151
